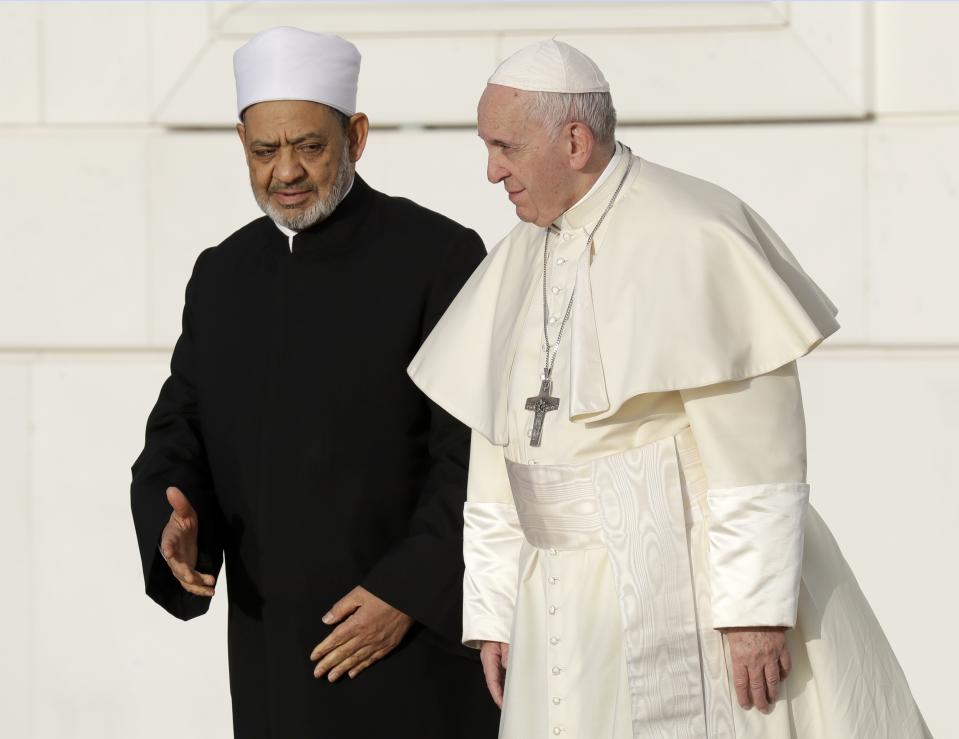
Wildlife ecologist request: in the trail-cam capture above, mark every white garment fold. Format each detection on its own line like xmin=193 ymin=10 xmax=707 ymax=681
xmin=410 ymin=149 xmax=928 ymax=737
xmin=706 ymin=482 xmax=809 ymax=629
xmin=462 ymin=501 xmax=523 ymax=648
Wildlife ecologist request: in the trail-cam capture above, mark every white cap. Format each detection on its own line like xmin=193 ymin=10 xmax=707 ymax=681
xmin=488 ymin=39 xmax=608 ymax=94
xmin=233 ymin=27 xmax=360 ymax=119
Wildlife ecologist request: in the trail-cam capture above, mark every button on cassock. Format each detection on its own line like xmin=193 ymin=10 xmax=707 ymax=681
xmin=549 ymin=606 xmax=557 ymax=615
xmin=550 ymin=637 xmax=560 ymax=645
xmin=552 ymin=666 xmax=561 ymax=676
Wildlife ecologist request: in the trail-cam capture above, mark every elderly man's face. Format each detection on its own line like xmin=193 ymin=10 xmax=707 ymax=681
xmin=477 ymin=84 xmax=573 ymax=227
xmin=237 ymin=100 xmax=367 ymax=230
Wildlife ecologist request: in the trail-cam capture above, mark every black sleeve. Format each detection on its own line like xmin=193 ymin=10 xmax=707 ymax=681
xmin=130 ymin=249 xmax=224 ymax=621
xmin=362 ymin=229 xmax=487 ymax=643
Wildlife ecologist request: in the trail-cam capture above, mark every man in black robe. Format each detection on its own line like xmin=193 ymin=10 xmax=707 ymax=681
xmin=130 ymin=27 xmax=499 ymax=738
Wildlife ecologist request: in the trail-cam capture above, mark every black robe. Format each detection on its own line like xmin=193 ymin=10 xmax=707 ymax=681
xmin=130 ymin=175 xmax=499 ymax=738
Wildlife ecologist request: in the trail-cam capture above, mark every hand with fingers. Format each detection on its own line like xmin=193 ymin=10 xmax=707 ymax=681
xmin=723 ymin=627 xmax=791 ymax=714
xmin=479 ymin=640 xmax=510 ymax=708
xmin=309 ymin=586 xmax=413 ymax=683
xmin=159 ymin=486 xmax=217 ymax=598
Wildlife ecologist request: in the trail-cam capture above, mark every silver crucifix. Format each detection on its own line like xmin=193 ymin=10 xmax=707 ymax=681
xmin=525 ymin=369 xmax=560 ymax=447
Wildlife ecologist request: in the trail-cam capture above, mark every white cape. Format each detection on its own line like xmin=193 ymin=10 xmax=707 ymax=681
xmin=408 ymin=156 xmax=839 ymax=445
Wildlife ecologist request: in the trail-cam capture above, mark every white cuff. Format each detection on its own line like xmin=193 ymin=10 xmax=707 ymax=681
xmin=462 ymin=501 xmax=524 ymax=649
xmin=706 ymin=482 xmax=809 ymax=629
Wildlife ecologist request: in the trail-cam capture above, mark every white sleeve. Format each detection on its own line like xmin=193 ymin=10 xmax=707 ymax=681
xmin=462 ymin=429 xmax=525 ymax=648
xmin=680 ymin=361 xmax=809 ymax=629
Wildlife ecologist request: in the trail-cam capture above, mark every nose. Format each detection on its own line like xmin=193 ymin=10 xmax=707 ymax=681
xmin=274 ymin=146 xmax=307 ymax=184
xmin=487 ymin=152 xmax=509 ymax=184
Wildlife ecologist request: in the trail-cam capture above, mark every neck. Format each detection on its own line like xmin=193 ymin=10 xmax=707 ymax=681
xmin=563 ymin=146 xmax=615 ymax=211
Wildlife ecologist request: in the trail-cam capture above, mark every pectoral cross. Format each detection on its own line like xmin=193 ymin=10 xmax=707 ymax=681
xmin=525 ymin=369 xmax=560 ymax=447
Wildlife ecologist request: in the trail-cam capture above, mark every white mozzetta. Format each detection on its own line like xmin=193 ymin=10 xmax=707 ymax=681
xmin=409 ymin=154 xmax=837 ymax=445
xmin=621 ymin=124 xmax=867 ymax=342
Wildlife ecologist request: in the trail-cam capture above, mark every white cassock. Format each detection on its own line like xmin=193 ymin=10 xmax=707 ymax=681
xmin=408 ymin=147 xmax=930 ymax=739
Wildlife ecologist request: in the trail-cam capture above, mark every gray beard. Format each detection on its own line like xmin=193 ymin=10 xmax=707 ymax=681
xmin=254 ymin=145 xmax=354 ymax=231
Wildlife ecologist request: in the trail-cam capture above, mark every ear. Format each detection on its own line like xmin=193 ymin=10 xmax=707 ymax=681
xmin=567 ymin=121 xmax=596 ymax=172
xmin=236 ymin=122 xmax=251 ymax=165
xmin=346 ymin=113 xmax=370 ymax=163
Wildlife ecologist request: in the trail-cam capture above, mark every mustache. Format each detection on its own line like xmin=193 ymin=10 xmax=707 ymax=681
xmin=268 ymin=180 xmax=316 ymax=194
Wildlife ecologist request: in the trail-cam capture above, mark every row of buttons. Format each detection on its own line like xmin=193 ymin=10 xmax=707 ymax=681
xmin=539 ymin=235 xmax=578 ymax=737
xmin=546 ymin=545 xmax=566 ymax=737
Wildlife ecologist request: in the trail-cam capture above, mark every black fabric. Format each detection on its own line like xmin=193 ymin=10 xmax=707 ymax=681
xmin=131 ymin=176 xmax=498 ymax=738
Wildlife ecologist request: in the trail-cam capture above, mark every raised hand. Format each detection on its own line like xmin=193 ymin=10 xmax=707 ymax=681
xmin=724 ymin=627 xmax=791 ymax=713
xmin=310 ymin=586 xmax=414 ymax=682
xmin=479 ymin=640 xmax=510 ymax=708
xmin=159 ymin=486 xmax=216 ymax=597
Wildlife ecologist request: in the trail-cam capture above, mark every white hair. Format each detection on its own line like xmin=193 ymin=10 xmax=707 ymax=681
xmin=527 ymin=91 xmax=617 ymax=149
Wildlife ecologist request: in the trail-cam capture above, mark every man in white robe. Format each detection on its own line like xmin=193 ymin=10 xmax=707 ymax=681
xmin=408 ymin=40 xmax=930 ymax=738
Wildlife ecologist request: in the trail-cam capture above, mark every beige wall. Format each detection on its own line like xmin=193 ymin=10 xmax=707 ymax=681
xmin=1 ymin=2 xmax=956 ymax=736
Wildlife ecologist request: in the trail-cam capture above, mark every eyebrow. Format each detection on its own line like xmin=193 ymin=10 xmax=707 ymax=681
xmin=249 ymin=132 xmax=329 ymax=148
xmin=479 ymin=133 xmax=517 ymax=148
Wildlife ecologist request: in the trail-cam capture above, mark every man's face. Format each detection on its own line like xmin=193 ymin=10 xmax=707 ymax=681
xmin=237 ymin=100 xmax=365 ymax=230
xmin=477 ymin=84 xmax=573 ymax=227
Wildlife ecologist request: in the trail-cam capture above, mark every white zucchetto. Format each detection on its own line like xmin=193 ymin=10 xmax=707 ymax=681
xmin=233 ymin=27 xmax=361 ymax=119
xmin=488 ymin=39 xmax=608 ymax=94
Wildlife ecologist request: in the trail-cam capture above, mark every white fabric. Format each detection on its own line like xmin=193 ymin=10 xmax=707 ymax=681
xmin=449 ymin=151 xmax=817 ymax=632
xmin=463 ymin=370 xmax=810 ymax=644
xmin=273 ymin=221 xmax=297 ymax=250
xmin=421 ymin=150 xmax=927 ymax=736
xmin=488 ymin=38 xmax=609 ymax=93
xmin=407 ymin=153 xmax=839 ymax=447
xmin=233 ymin=27 xmax=360 ymax=118
xmin=462 ymin=501 xmax=523 ymax=648
xmin=707 ymin=483 xmax=809 ymax=629
xmin=463 ymin=429 xmax=525 ymax=648
xmin=484 ymin=434 xmax=930 ymax=738
xmin=564 ymin=142 xmax=623 ymax=214
xmin=503 ymin=433 xmax=722 ymax=737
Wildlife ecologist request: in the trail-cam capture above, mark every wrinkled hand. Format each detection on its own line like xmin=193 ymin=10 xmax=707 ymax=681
xmin=310 ymin=586 xmax=413 ymax=682
xmin=724 ymin=627 xmax=791 ymax=713
xmin=479 ymin=641 xmax=510 ymax=708
xmin=159 ymin=486 xmax=216 ymax=597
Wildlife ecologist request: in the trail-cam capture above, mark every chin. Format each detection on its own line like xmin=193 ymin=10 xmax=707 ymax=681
xmin=515 ymin=206 xmax=538 ymax=224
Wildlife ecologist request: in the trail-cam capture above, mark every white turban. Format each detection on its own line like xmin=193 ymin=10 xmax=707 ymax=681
xmin=488 ymin=39 xmax=608 ymax=94
xmin=233 ymin=26 xmax=361 ymax=119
